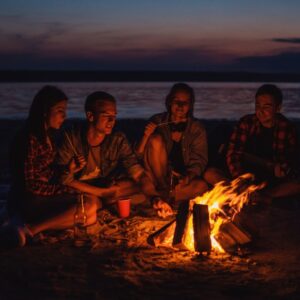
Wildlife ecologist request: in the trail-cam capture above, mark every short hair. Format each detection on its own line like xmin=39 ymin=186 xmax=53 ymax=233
xmin=85 ymin=91 xmax=116 ymax=114
xmin=255 ymin=84 xmax=283 ymax=107
xmin=165 ymin=83 xmax=195 ymax=116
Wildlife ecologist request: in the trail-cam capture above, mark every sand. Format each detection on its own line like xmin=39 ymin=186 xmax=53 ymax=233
xmin=0 ymin=119 xmax=299 ymax=299
xmin=0 ymin=200 xmax=299 ymax=299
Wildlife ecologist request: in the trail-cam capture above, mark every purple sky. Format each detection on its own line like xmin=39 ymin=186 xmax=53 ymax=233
xmin=1 ymin=0 xmax=300 ymax=72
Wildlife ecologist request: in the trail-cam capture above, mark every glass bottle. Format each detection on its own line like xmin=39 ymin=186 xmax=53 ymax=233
xmin=74 ymin=193 xmax=89 ymax=247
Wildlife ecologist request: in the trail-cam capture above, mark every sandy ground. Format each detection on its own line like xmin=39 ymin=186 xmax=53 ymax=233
xmin=0 ymin=119 xmax=299 ymax=299
xmin=0 ymin=199 xmax=299 ymax=300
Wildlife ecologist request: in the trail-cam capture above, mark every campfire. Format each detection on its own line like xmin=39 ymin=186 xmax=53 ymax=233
xmin=149 ymin=173 xmax=265 ymax=255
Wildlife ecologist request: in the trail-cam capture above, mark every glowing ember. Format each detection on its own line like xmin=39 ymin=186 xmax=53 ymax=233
xmin=183 ymin=173 xmax=265 ymax=253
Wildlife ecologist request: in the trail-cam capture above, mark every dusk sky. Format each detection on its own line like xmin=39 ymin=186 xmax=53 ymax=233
xmin=1 ymin=0 xmax=300 ymax=72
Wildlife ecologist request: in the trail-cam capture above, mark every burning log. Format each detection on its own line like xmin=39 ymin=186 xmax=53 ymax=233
xmin=148 ymin=174 xmax=264 ymax=254
xmin=149 ymin=202 xmax=212 ymax=253
xmin=147 ymin=219 xmax=176 ymax=247
xmin=193 ymin=204 xmax=211 ymax=254
xmin=172 ymin=202 xmax=212 ymax=253
xmin=173 ymin=202 xmax=190 ymax=249
xmin=216 ymin=221 xmax=251 ymax=253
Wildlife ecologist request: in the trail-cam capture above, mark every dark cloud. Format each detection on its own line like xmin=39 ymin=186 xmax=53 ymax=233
xmin=232 ymin=51 xmax=300 ymax=73
xmin=272 ymin=38 xmax=300 ymax=44
xmin=2 ymin=24 xmax=300 ymax=73
xmin=0 ymin=46 xmax=221 ymax=71
xmin=0 ymin=22 xmax=71 ymax=54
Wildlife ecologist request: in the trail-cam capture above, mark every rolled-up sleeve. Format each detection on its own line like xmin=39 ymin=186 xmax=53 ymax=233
xmin=118 ymin=134 xmax=144 ymax=179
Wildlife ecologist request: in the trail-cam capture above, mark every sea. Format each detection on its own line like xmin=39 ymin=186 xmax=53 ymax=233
xmin=1 ymin=82 xmax=300 ymax=120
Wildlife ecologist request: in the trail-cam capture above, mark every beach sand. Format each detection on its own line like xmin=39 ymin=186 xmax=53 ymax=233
xmin=0 ymin=119 xmax=299 ymax=299
xmin=0 ymin=201 xmax=299 ymax=299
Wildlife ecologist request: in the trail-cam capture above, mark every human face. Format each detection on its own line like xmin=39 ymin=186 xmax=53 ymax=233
xmin=255 ymin=94 xmax=280 ymax=128
xmin=46 ymin=100 xmax=67 ymax=129
xmin=93 ymin=101 xmax=117 ymax=135
xmin=170 ymin=91 xmax=191 ymax=121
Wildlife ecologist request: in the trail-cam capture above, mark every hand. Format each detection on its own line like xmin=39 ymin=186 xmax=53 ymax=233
xmin=178 ymin=173 xmax=194 ymax=187
xmin=68 ymin=155 xmax=86 ymax=174
xmin=153 ymin=198 xmax=174 ymax=218
xmin=144 ymin=122 xmax=157 ymax=137
xmin=274 ymin=163 xmax=289 ymax=178
xmin=178 ymin=175 xmax=190 ymax=187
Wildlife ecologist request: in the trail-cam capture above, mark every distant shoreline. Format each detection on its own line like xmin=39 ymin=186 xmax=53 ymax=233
xmin=1 ymin=70 xmax=300 ymax=83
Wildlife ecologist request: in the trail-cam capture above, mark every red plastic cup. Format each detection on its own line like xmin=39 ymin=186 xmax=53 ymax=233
xmin=117 ymin=198 xmax=131 ymax=218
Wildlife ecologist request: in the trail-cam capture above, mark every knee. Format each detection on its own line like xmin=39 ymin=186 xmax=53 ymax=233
xmin=192 ymin=179 xmax=209 ymax=195
xmin=148 ymin=134 xmax=165 ymax=150
xmin=203 ymin=167 xmax=226 ymax=185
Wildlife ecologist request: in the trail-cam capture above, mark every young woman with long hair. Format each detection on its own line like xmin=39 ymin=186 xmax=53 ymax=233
xmin=2 ymin=85 xmax=98 ymax=247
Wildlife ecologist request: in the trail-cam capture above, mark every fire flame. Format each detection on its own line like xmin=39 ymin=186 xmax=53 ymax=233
xmin=182 ymin=173 xmax=265 ymax=253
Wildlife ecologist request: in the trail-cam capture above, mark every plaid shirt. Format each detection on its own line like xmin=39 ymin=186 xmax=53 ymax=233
xmin=226 ymin=113 xmax=297 ymax=177
xmin=24 ymin=134 xmax=74 ymax=196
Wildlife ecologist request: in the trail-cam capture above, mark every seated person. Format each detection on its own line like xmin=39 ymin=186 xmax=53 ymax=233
xmin=136 ymin=83 xmax=209 ymax=206
xmin=2 ymin=86 xmax=98 ymax=247
xmin=226 ymin=84 xmax=298 ymax=199
xmin=57 ymin=91 xmax=171 ymax=217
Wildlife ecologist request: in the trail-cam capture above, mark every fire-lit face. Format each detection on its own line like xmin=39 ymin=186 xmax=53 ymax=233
xmin=170 ymin=91 xmax=191 ymax=121
xmin=93 ymin=100 xmax=117 ymax=135
xmin=255 ymin=94 xmax=280 ymax=128
xmin=46 ymin=100 xmax=67 ymax=129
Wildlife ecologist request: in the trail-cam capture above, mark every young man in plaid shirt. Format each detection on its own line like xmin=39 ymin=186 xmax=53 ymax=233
xmin=226 ymin=84 xmax=298 ymax=199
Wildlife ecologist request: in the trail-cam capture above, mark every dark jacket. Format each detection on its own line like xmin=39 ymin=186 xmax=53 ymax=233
xmin=57 ymin=123 xmax=143 ymax=184
xmin=149 ymin=112 xmax=208 ymax=176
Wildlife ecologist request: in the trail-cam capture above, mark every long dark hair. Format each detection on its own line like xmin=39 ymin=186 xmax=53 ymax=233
xmin=165 ymin=83 xmax=195 ymax=117
xmin=26 ymin=85 xmax=68 ymax=142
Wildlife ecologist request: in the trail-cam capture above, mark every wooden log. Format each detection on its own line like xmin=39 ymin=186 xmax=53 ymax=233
xmin=147 ymin=219 xmax=176 ymax=247
xmin=172 ymin=201 xmax=190 ymax=249
xmin=215 ymin=230 xmax=237 ymax=253
xmin=193 ymin=204 xmax=212 ymax=254
xmin=148 ymin=202 xmax=191 ymax=249
xmin=216 ymin=220 xmax=252 ymax=253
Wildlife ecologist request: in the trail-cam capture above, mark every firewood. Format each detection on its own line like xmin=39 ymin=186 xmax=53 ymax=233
xmin=173 ymin=201 xmax=190 ymax=249
xmin=193 ymin=204 xmax=211 ymax=254
xmin=147 ymin=219 xmax=176 ymax=247
xmin=216 ymin=220 xmax=252 ymax=253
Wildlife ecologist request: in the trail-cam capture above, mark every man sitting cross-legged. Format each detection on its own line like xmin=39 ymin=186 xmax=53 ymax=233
xmin=57 ymin=91 xmax=171 ymax=218
xmin=226 ymin=84 xmax=298 ymax=202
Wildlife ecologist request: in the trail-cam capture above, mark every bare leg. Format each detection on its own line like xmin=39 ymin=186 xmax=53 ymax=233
xmin=27 ymin=196 xmax=99 ymax=235
xmin=175 ymin=178 xmax=208 ymax=202
xmin=144 ymin=134 xmax=169 ymax=190
xmin=104 ymin=179 xmax=140 ymax=205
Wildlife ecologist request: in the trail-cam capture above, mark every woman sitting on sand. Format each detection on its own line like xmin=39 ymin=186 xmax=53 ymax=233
xmin=1 ymin=85 xmax=98 ymax=247
xmin=136 ymin=83 xmax=209 ymax=217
